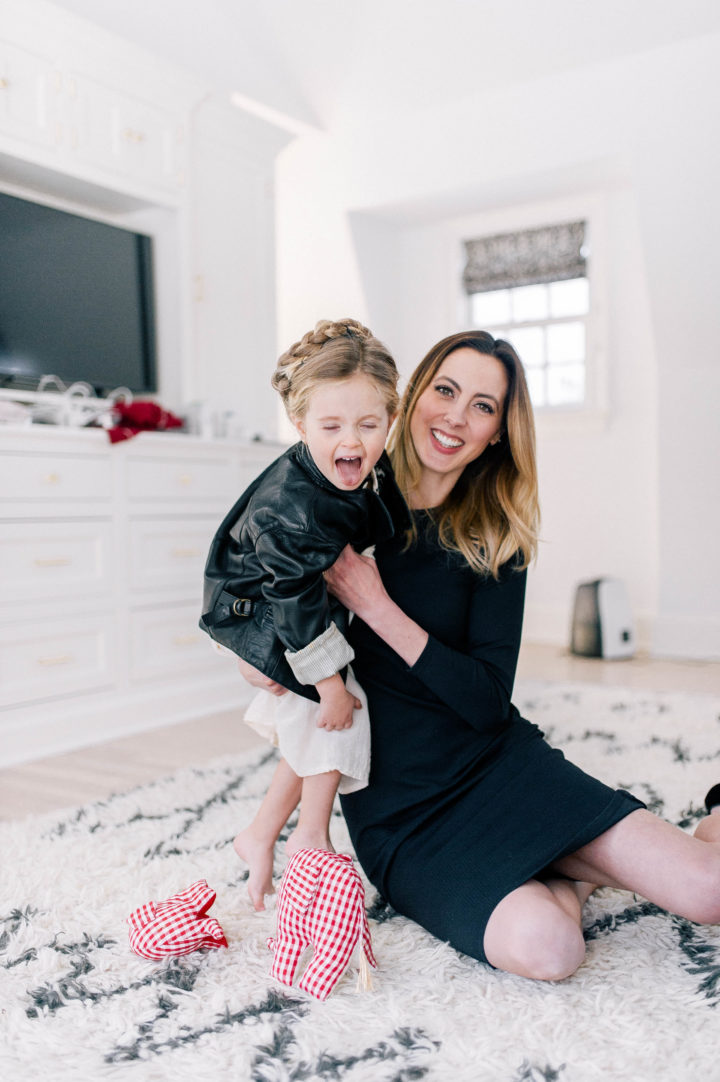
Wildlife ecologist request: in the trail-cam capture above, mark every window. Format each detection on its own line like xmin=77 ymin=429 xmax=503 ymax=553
xmin=463 ymin=221 xmax=589 ymax=408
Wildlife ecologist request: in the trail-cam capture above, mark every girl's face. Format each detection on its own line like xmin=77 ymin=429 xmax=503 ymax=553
xmin=294 ymin=372 xmax=393 ymax=490
xmin=409 ymin=347 xmax=508 ymax=502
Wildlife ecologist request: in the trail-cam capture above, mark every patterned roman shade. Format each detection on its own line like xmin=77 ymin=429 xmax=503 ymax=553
xmin=463 ymin=221 xmax=587 ymax=295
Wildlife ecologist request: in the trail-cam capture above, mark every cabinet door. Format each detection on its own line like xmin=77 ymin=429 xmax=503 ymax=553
xmin=0 ymin=40 xmax=58 ymax=148
xmin=69 ymin=73 xmax=183 ymax=189
xmin=0 ymin=614 xmax=116 ymax=707
xmin=125 ymin=453 xmax=238 ymax=504
xmin=0 ymin=520 xmax=114 ymax=603
xmin=129 ymin=603 xmax=220 ymax=681
xmin=128 ymin=516 xmax=216 ymax=594
xmin=0 ymin=451 xmax=112 ymax=502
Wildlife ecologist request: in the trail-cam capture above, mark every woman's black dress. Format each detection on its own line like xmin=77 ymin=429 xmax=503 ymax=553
xmin=341 ymin=513 xmax=644 ymax=964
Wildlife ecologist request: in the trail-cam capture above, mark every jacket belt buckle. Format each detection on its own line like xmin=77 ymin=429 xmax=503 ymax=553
xmin=232 ymin=598 xmax=254 ymax=618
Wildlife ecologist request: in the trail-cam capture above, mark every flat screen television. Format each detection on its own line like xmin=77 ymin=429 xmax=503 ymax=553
xmin=0 ymin=190 xmax=157 ymax=397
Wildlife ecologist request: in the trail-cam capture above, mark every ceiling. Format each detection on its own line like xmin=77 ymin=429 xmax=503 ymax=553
xmin=51 ymin=0 xmax=720 ymax=130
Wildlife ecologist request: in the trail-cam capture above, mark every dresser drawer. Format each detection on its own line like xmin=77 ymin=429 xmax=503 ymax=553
xmin=0 ymin=521 xmax=114 ymax=602
xmin=0 ymin=615 xmax=116 ymax=707
xmin=129 ymin=604 xmax=220 ymax=680
xmin=128 ymin=517 xmax=216 ymax=592
xmin=0 ymin=452 xmax=112 ymax=502
xmin=125 ymin=455 xmax=238 ymax=504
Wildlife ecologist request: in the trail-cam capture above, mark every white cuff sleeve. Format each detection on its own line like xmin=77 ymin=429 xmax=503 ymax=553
xmin=284 ymin=621 xmax=355 ymax=685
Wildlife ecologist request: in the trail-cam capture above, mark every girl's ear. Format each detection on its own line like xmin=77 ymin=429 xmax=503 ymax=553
xmin=291 ymin=414 xmax=306 ymax=440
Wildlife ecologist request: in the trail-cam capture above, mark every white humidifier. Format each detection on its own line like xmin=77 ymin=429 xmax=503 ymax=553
xmin=570 ymin=578 xmax=635 ymax=660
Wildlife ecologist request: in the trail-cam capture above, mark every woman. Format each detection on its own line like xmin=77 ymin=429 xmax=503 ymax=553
xmin=245 ymin=330 xmax=720 ymax=980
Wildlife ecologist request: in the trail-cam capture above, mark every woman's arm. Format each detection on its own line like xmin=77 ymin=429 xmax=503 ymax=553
xmin=323 ymin=546 xmax=429 ymax=666
xmin=325 ymin=545 xmax=525 ymax=731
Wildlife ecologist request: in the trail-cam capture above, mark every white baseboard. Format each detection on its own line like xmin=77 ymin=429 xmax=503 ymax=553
xmin=0 ymin=675 xmax=255 ymax=769
xmin=652 ymin=614 xmax=720 ymax=662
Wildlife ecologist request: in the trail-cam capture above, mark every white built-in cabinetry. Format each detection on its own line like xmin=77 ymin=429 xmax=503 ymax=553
xmin=0 ymin=427 xmax=282 ymax=767
xmin=0 ymin=1 xmax=293 ymax=764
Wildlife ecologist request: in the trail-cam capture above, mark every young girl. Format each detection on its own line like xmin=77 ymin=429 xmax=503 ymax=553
xmin=200 ymin=318 xmax=408 ymax=909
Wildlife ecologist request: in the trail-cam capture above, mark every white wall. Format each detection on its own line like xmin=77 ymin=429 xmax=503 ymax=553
xmin=275 ymin=33 xmax=720 ymax=659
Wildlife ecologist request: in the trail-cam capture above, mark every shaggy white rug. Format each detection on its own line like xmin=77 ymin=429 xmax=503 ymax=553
xmin=2 ymin=680 xmax=720 ymax=1082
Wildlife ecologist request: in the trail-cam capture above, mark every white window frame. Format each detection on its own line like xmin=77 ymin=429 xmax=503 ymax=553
xmin=455 ymin=194 xmax=609 ymax=433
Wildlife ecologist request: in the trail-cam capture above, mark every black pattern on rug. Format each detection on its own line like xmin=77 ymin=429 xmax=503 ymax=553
xmin=4 ymin=680 xmax=720 ymax=1082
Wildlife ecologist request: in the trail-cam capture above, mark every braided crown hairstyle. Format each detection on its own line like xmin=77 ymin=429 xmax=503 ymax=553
xmin=272 ymin=318 xmax=400 ymax=421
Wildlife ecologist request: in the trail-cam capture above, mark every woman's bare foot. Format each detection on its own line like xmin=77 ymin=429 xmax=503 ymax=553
xmin=233 ymin=827 xmax=275 ymax=911
xmin=285 ymin=826 xmax=335 ymax=859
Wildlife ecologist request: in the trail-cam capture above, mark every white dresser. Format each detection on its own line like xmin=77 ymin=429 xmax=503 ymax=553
xmin=0 ymin=426 xmax=282 ymax=767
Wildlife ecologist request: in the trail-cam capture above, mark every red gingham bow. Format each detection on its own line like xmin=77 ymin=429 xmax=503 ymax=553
xmin=128 ymin=880 xmax=228 ymax=960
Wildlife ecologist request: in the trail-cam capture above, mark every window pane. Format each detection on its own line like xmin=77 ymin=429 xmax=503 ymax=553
xmin=549 ymin=277 xmax=589 ymax=317
xmin=470 ymin=289 xmax=511 ymax=326
xmin=526 ymin=367 xmax=546 ymax=407
xmin=511 ymin=284 xmax=548 ymax=322
xmin=508 ymin=325 xmax=544 ymax=367
xmin=546 ymin=320 xmax=585 ymax=363
xmin=547 ymin=363 xmax=585 ymax=405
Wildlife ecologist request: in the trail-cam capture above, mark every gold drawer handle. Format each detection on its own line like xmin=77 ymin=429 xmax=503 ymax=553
xmin=34 ymin=557 xmax=72 ymax=567
xmin=123 ymin=128 xmax=146 ymax=144
xmin=43 ymin=472 xmax=61 ymax=485
xmin=173 ymin=634 xmax=199 ymax=647
xmin=0 ymin=77 xmax=9 ymax=90
xmin=171 ymin=547 xmax=200 ymax=558
xmin=177 ymin=474 xmax=193 ymax=486
xmin=37 ymin=653 xmax=75 ymax=667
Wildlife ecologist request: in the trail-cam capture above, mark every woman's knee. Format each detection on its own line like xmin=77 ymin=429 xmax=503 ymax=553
xmin=485 ymin=908 xmax=586 ymax=981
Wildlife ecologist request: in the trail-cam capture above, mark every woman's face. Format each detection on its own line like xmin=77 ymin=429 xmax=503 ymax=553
xmin=409 ymin=347 xmax=508 ymax=500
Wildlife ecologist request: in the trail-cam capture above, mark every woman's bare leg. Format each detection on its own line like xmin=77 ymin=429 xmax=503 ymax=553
xmin=234 ymin=758 xmax=302 ymax=911
xmin=483 ymin=806 xmax=720 ymax=981
xmin=483 ymin=878 xmax=595 ymax=980
xmin=553 ymin=808 xmax=720 ymax=926
xmin=285 ymin=770 xmax=341 ymax=857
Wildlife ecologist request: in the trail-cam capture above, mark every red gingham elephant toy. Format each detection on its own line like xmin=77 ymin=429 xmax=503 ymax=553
xmin=268 ymin=848 xmax=377 ymax=1000
xmin=128 ymin=880 xmax=228 ymax=960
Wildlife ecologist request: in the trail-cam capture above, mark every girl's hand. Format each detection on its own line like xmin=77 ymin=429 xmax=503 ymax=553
xmin=324 ymin=545 xmax=387 ymax=620
xmin=236 ymin=657 xmax=288 ymax=696
xmin=316 ymin=672 xmax=361 ymax=730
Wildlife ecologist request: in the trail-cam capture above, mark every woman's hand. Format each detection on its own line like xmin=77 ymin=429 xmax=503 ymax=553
xmin=324 ymin=545 xmax=387 ymax=621
xmin=326 ymin=544 xmax=430 ymax=667
xmin=236 ymin=657 xmax=288 ymax=696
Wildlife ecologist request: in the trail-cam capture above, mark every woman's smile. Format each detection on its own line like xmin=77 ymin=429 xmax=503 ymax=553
xmin=430 ymin=427 xmax=465 ymax=451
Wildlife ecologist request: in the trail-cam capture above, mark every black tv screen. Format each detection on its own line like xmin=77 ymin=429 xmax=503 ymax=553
xmin=0 ymin=191 xmax=157 ymax=396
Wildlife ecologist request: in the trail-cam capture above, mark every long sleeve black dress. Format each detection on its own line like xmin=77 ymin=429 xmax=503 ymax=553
xmin=341 ymin=511 xmax=644 ymax=965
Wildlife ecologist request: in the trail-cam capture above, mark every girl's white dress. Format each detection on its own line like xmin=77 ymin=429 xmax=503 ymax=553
xmin=243 ymin=667 xmax=370 ymax=795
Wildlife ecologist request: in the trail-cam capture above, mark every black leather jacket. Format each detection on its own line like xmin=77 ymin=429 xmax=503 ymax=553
xmin=199 ymin=442 xmax=409 ymax=701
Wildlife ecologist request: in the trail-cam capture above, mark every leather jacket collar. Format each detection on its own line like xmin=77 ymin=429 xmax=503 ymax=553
xmin=292 ymin=440 xmax=380 ymax=498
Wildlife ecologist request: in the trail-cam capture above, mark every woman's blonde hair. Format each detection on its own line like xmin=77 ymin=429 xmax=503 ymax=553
xmin=272 ymin=318 xmax=399 ymax=420
xmin=389 ymin=330 xmax=540 ymax=577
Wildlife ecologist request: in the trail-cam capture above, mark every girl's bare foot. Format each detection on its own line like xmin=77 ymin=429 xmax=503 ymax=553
xmin=233 ymin=828 xmax=275 ymax=911
xmin=285 ymin=826 xmax=335 ymax=859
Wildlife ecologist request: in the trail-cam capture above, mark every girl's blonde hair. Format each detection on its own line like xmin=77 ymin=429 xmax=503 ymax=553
xmin=272 ymin=318 xmax=399 ymax=420
xmin=388 ymin=330 xmax=540 ymax=577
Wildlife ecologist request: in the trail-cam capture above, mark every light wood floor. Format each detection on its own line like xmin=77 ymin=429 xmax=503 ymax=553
xmin=1 ymin=643 xmax=718 ymax=823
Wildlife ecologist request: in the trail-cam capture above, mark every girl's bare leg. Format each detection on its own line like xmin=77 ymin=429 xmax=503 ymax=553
xmin=285 ymin=770 xmax=341 ymax=857
xmin=234 ymin=758 xmax=302 ymax=911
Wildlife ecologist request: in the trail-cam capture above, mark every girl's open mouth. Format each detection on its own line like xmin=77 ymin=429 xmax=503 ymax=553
xmin=335 ymin=456 xmax=364 ymax=486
